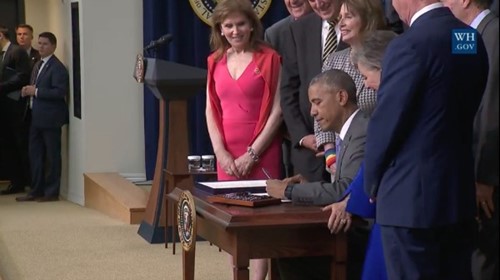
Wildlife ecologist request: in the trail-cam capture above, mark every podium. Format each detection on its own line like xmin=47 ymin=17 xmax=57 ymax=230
xmin=137 ymin=58 xmax=207 ymax=243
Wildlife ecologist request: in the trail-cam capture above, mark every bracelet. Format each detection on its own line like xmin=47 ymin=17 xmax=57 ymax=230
xmin=247 ymin=146 xmax=260 ymax=162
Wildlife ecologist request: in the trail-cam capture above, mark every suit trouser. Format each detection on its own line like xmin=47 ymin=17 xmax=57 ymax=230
xmin=1 ymin=118 xmax=30 ymax=188
xmin=29 ymin=125 xmax=62 ymax=198
xmin=380 ymin=220 xmax=476 ymax=280
xmin=472 ymin=186 xmax=499 ymax=280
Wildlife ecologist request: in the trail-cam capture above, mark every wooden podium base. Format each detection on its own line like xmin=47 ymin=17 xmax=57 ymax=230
xmin=138 ymin=99 xmax=194 ymax=244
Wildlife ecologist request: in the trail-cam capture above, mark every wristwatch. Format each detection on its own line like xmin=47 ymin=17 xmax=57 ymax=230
xmin=284 ymin=185 xmax=294 ymax=199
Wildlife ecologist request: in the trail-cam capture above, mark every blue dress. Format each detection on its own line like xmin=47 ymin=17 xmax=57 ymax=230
xmin=343 ymin=164 xmax=387 ymax=280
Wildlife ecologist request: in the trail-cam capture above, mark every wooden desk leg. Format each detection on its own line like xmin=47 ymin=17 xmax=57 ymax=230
xmin=164 ymin=175 xmax=170 ymax=249
xmin=182 ymin=248 xmax=195 ymax=280
xmin=172 ymin=182 xmax=177 ymax=255
xmin=331 ymin=233 xmax=347 ymax=280
xmin=232 ymin=255 xmax=250 ymax=280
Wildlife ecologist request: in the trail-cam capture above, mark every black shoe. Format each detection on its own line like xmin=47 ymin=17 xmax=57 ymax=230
xmin=0 ymin=185 xmax=25 ymax=195
xmin=16 ymin=194 xmax=41 ymax=202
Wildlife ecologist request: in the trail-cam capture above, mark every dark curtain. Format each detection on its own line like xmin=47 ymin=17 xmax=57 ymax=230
xmin=142 ymin=0 xmax=287 ymax=179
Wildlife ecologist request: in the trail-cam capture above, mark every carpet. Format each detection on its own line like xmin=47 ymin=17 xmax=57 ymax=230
xmin=0 ymin=188 xmax=232 ymax=280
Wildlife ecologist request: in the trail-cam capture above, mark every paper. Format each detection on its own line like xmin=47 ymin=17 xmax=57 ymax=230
xmin=198 ymin=180 xmax=267 ymax=189
xmin=253 ymin=193 xmax=292 ymax=203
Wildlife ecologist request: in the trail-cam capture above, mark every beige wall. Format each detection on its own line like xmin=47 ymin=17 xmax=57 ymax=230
xmin=24 ymin=0 xmax=145 ymax=205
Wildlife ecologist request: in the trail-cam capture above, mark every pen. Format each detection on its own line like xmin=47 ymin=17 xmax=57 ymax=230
xmin=261 ymin=168 xmax=272 ymax=179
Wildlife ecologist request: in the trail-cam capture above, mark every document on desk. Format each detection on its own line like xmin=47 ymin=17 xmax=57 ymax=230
xmin=196 ymin=180 xmax=267 ymax=194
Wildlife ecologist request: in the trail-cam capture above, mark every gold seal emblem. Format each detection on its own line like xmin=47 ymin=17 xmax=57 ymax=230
xmin=189 ymin=0 xmax=272 ymax=26
xmin=177 ymin=190 xmax=196 ymax=251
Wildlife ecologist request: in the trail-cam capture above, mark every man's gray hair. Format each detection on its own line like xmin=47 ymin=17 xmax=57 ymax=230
xmin=351 ymin=30 xmax=398 ymax=71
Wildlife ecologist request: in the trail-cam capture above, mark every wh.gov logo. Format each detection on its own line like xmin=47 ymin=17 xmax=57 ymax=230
xmin=452 ymin=29 xmax=477 ymax=54
xmin=189 ymin=0 xmax=272 ymax=26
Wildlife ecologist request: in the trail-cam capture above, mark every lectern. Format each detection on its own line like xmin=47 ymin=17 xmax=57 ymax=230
xmin=137 ymin=58 xmax=206 ymax=243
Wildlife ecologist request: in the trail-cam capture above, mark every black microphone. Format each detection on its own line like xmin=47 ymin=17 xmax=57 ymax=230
xmin=143 ymin=34 xmax=173 ymax=51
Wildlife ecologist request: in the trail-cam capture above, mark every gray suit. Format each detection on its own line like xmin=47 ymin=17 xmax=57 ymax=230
xmin=280 ymin=13 xmax=347 ymax=182
xmin=290 ymin=111 xmax=368 ymax=206
xmin=472 ymin=11 xmax=499 ymax=280
xmin=265 ymin=16 xmax=295 ymax=179
xmin=264 ymin=16 xmax=293 ymax=56
xmin=491 ymin=0 xmax=499 ymax=17
xmin=279 ymin=110 xmax=370 ymax=280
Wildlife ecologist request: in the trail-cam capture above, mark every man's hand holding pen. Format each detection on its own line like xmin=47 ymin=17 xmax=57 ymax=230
xmin=265 ymin=169 xmax=307 ymax=200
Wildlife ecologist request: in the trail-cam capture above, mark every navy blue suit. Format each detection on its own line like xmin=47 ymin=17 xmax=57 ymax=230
xmin=29 ymin=55 xmax=69 ymax=198
xmin=363 ymin=7 xmax=489 ymax=279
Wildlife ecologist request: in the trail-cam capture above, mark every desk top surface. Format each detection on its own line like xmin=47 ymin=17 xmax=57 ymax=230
xmin=168 ymin=187 xmax=330 ymax=230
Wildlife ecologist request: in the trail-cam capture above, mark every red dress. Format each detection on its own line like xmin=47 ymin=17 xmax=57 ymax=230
xmin=208 ymin=47 xmax=281 ymax=180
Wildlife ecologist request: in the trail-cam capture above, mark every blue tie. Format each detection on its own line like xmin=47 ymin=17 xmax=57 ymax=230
xmin=335 ymin=134 xmax=343 ymax=169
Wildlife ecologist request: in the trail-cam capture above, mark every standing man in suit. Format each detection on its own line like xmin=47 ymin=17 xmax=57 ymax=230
xmin=265 ymin=0 xmax=312 ymax=54
xmin=267 ymin=69 xmax=369 ymax=280
xmin=363 ymin=1 xmax=489 ymax=279
xmin=0 ymin=25 xmax=31 ymax=195
xmin=442 ymin=1 xmax=499 ymax=278
xmin=16 ymin=24 xmax=41 ymax=69
xmin=264 ymin=0 xmax=312 ymax=178
xmin=16 ymin=32 xmax=69 ymax=202
xmin=15 ymin=24 xmax=40 ymax=191
xmin=280 ymin=0 xmax=346 ymax=182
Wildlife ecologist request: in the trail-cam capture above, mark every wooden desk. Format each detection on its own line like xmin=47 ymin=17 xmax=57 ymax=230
xmin=168 ymin=187 xmax=347 ymax=280
xmin=163 ymin=169 xmax=217 ymax=253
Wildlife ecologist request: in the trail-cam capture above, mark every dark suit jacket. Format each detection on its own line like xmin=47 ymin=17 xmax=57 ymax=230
xmin=31 ymin=55 xmax=69 ymax=128
xmin=28 ymin=48 xmax=41 ymax=69
xmin=474 ymin=12 xmax=499 ymax=187
xmin=290 ymin=111 xmax=368 ymax=206
xmin=364 ymin=7 xmax=489 ymax=228
xmin=280 ymin=13 xmax=347 ymax=181
xmin=0 ymin=43 xmax=31 ymax=125
xmin=0 ymin=43 xmax=30 ymax=96
xmin=491 ymin=0 xmax=499 ymax=17
xmin=264 ymin=16 xmax=293 ymax=56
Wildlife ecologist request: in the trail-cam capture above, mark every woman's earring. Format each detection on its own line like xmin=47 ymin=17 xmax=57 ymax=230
xmin=221 ymin=32 xmax=224 ymax=36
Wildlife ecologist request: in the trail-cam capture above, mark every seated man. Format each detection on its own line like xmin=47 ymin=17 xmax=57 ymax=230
xmin=267 ymin=69 xmax=367 ymax=206
xmin=266 ymin=69 xmax=369 ymax=280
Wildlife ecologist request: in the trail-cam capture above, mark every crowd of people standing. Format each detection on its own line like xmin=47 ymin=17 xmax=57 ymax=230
xmin=206 ymin=0 xmax=498 ymax=279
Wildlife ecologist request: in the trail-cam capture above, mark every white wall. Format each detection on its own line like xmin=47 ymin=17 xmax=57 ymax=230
xmin=24 ymin=0 xmax=145 ymax=205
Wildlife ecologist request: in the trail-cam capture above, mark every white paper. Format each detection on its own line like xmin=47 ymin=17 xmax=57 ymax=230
xmin=198 ymin=180 xmax=266 ymax=189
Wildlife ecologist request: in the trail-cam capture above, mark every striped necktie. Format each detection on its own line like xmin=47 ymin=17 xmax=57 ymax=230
xmin=335 ymin=134 xmax=343 ymax=169
xmin=31 ymin=60 xmax=44 ymax=85
xmin=323 ymin=20 xmax=338 ymax=64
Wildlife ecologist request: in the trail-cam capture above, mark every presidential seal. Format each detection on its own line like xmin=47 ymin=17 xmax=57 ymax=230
xmin=189 ymin=0 xmax=272 ymax=26
xmin=177 ymin=190 xmax=196 ymax=251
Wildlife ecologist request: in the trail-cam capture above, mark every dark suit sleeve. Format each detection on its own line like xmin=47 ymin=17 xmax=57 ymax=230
xmin=0 ymin=48 xmax=30 ymax=95
xmin=291 ymin=129 xmax=366 ymax=206
xmin=280 ymin=25 xmax=310 ymax=146
xmin=476 ymin=23 xmax=499 ymax=186
xmin=37 ymin=63 xmax=69 ymax=100
xmin=363 ymin=40 xmax=423 ymax=197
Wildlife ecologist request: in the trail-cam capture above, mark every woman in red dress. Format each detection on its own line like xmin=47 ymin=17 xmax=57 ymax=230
xmin=206 ymin=0 xmax=282 ymax=182
xmin=205 ymin=0 xmax=283 ymax=278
